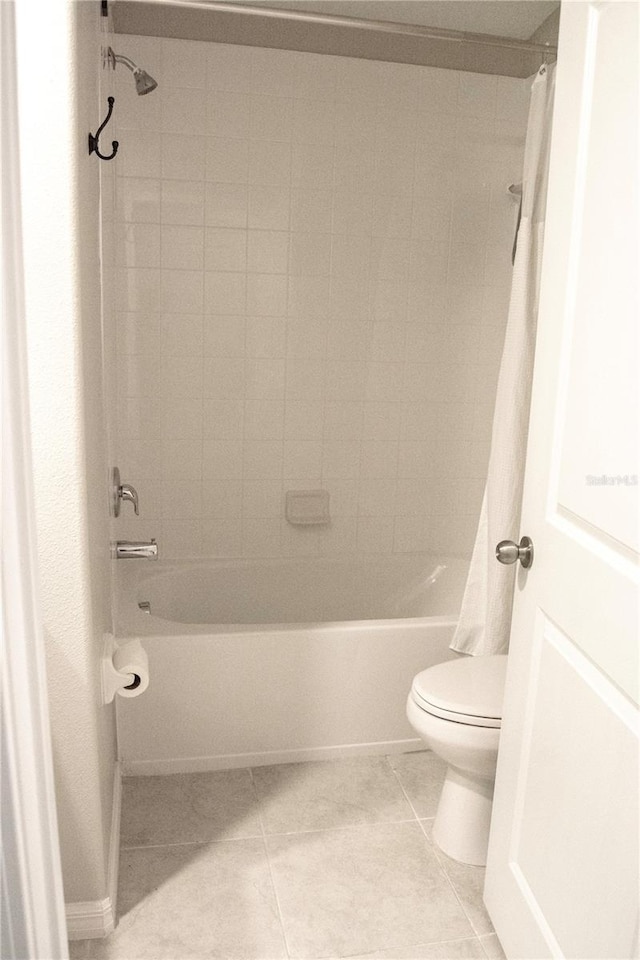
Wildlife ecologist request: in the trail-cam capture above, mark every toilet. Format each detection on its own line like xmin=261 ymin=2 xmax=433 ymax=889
xmin=406 ymin=654 xmax=507 ymax=866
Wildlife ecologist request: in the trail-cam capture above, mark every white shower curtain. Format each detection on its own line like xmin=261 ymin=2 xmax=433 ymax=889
xmin=450 ymin=63 xmax=556 ymax=656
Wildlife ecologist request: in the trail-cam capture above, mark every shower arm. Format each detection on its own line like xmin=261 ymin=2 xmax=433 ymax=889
xmin=106 ymin=47 xmax=138 ymax=75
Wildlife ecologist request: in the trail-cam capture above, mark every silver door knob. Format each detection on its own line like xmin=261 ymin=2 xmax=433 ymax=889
xmin=495 ymin=536 xmax=534 ymax=568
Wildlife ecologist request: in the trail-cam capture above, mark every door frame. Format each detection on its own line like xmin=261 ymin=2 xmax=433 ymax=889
xmin=1 ymin=3 xmax=68 ymax=957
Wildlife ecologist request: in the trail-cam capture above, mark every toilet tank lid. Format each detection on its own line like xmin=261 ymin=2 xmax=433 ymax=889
xmin=412 ymin=655 xmax=508 ymax=720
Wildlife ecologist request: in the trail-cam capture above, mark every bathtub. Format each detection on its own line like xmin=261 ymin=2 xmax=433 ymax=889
xmin=114 ymin=555 xmax=467 ymax=775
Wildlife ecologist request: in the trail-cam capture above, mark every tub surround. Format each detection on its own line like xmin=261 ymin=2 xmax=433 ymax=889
xmin=112 ymin=36 xmax=528 ymax=563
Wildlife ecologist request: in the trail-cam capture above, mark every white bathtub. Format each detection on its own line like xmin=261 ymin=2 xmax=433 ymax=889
xmin=114 ymin=555 xmax=467 ymax=774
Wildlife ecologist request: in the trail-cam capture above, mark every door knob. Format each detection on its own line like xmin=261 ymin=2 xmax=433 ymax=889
xmin=495 ymin=536 xmax=534 ymax=568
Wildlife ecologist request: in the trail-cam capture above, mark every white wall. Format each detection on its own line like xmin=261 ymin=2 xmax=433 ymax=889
xmin=15 ymin=0 xmax=117 ymax=908
xmin=112 ymin=38 xmax=528 ymax=561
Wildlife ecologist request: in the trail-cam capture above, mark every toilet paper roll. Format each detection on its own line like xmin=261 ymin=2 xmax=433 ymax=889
xmin=112 ymin=639 xmax=149 ymax=699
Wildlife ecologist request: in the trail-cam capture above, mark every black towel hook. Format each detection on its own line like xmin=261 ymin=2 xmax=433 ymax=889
xmin=88 ymin=96 xmax=119 ymax=161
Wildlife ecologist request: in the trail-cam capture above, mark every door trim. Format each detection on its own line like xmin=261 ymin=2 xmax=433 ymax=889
xmin=1 ymin=3 xmax=67 ymax=956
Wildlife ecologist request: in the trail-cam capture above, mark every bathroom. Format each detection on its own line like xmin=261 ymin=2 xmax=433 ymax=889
xmin=2 ymin=1 xmax=638 ymax=959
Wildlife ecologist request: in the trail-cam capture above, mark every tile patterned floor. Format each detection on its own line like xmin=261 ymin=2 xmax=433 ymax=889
xmin=71 ymin=752 xmax=506 ymax=960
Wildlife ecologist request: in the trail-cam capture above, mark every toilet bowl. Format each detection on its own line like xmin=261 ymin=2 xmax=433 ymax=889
xmin=406 ymin=654 xmax=507 ymax=866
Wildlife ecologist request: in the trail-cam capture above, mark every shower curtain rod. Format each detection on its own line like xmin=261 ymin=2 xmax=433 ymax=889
xmin=154 ymin=0 xmax=558 ymax=55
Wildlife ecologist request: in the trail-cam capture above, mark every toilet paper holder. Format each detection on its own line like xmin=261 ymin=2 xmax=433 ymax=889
xmin=101 ymin=633 xmax=148 ymax=703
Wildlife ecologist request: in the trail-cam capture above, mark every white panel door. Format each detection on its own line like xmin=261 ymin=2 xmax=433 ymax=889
xmin=484 ymin=3 xmax=639 ymax=958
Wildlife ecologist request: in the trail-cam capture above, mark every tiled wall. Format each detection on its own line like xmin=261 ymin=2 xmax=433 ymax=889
xmin=112 ymin=36 xmax=528 ymax=560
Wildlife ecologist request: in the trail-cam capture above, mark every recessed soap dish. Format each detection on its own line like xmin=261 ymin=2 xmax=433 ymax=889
xmin=285 ymin=489 xmax=330 ymax=526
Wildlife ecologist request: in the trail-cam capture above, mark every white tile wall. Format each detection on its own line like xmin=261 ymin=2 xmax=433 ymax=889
xmin=112 ymin=37 xmax=529 ymax=559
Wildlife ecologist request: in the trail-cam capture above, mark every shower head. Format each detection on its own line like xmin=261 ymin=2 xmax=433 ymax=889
xmin=133 ymin=68 xmax=158 ymax=96
xmin=107 ymin=47 xmax=158 ymax=96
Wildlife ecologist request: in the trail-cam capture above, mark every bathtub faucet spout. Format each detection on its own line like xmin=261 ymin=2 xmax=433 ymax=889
xmin=113 ymin=539 xmax=158 ymax=560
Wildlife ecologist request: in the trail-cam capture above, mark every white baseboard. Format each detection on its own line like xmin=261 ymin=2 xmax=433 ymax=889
xmin=67 ymin=762 xmax=121 ymax=940
xmin=121 ymin=737 xmax=424 ymax=776
xmin=66 ymin=898 xmax=115 ymax=941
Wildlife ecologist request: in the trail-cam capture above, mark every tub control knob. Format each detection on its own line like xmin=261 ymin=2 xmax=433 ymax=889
xmin=495 ymin=536 xmax=534 ymax=569
xmin=112 ymin=466 xmax=139 ymax=516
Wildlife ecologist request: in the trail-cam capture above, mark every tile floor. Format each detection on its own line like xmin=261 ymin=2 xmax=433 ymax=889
xmin=70 ymin=752 xmax=505 ymax=960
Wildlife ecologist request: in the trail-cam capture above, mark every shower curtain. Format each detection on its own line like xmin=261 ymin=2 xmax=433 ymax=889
xmin=450 ymin=63 xmax=556 ymax=656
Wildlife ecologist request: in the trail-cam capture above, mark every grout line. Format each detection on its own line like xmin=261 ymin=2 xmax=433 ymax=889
xmin=338 ymin=933 xmax=486 ymax=960
xmin=478 ymin=934 xmax=492 ymax=959
xmin=384 ymin=754 xmax=422 ymax=823
xmin=120 ymin=833 xmax=263 ymax=851
xmin=478 ymin=933 xmax=503 ymax=960
xmin=249 ymin=766 xmax=293 ymax=960
xmin=248 ymin=764 xmax=266 ymax=836
xmin=433 ymin=855 xmax=482 ymax=940
xmin=260 ymin=816 xmax=421 ymax=839
xmin=418 ymin=819 xmax=487 ymax=941
xmin=385 ymin=756 xmax=485 ymax=940
xmin=416 ymin=816 xmax=435 ymax=840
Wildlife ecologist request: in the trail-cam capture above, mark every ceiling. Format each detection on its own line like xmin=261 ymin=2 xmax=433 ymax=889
xmin=217 ymin=1 xmax=560 ymax=40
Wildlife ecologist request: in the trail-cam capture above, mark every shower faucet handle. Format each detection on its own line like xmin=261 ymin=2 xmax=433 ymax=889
xmin=112 ymin=467 xmax=139 ymax=516
xmin=120 ymin=482 xmax=139 ymax=515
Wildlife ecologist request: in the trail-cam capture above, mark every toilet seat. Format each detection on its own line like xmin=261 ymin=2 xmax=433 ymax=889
xmin=411 ymin=691 xmax=501 ymax=727
xmin=411 ymin=655 xmax=507 ymax=729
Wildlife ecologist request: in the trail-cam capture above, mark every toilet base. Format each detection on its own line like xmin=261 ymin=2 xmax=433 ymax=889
xmin=432 ymin=765 xmax=494 ymax=866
